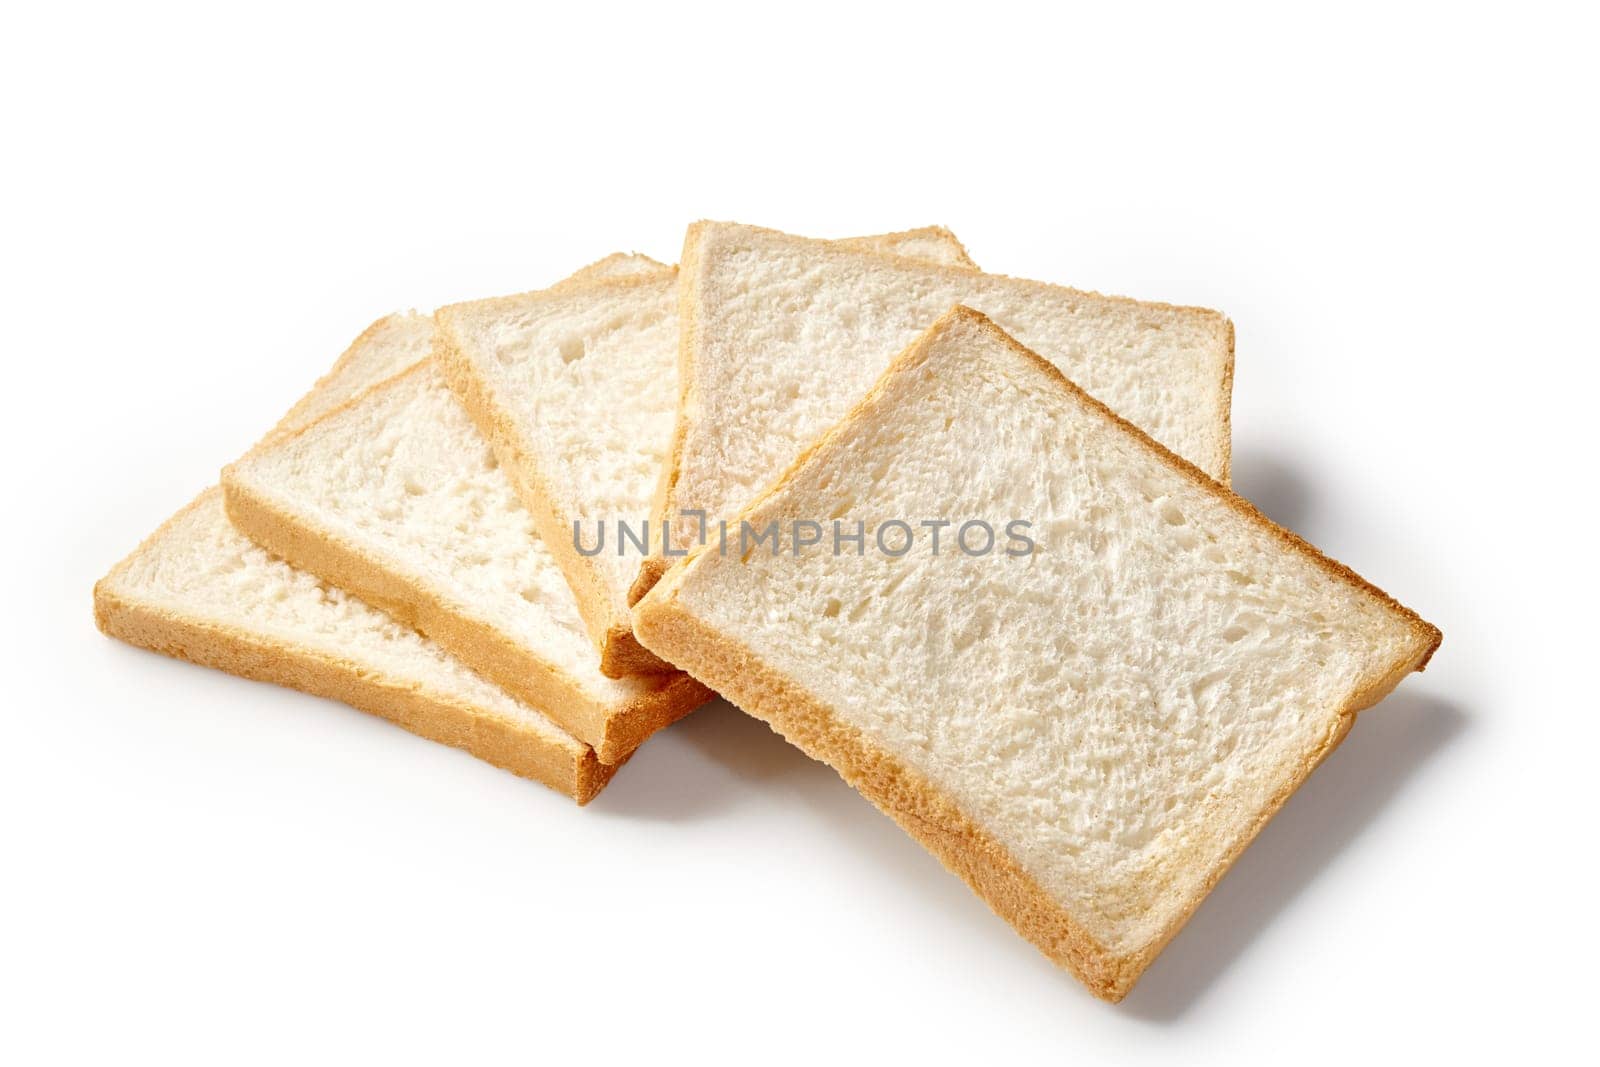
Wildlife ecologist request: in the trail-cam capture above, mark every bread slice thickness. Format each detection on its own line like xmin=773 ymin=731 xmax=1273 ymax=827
xmin=95 ymin=313 xmax=616 ymax=802
xmin=634 ymin=307 xmax=1439 ymax=999
xmin=635 ymin=221 xmax=1236 ymax=604
xmin=223 ymin=328 xmax=712 ymax=764
xmin=96 ymin=490 xmax=616 ymax=802
xmin=435 ymin=227 xmax=978 ymax=678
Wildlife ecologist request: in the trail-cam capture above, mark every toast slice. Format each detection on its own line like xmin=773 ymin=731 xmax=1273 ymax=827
xmin=222 ymin=306 xmax=714 ymax=763
xmin=633 ymin=307 xmax=1440 ymax=999
xmin=94 ymin=313 xmax=616 ymax=802
xmin=635 ymin=221 xmax=1235 ymax=602
xmin=435 ymin=227 xmax=977 ymax=677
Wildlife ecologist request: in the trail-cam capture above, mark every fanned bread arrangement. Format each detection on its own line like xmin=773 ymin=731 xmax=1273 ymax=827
xmin=94 ymin=311 xmax=616 ymax=801
xmin=221 ymin=228 xmax=961 ymax=760
xmin=96 ymin=222 xmax=1439 ymax=1001
xmin=434 ymin=227 xmax=976 ymax=677
xmin=220 ymin=357 xmax=710 ymax=763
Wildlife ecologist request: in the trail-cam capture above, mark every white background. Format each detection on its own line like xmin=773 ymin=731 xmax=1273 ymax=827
xmin=3 ymin=2 xmax=1594 ymax=1063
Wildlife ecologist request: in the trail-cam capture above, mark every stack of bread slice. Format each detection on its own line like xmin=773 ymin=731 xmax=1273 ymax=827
xmin=96 ymin=222 xmax=1439 ymax=999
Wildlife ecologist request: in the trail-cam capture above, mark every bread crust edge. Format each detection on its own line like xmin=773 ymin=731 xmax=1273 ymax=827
xmin=226 ymin=357 xmax=710 ymax=765
xmin=219 ymin=462 xmax=643 ymax=757
xmin=633 ymin=219 xmax=716 ymax=607
xmin=93 ymin=495 xmax=612 ymax=804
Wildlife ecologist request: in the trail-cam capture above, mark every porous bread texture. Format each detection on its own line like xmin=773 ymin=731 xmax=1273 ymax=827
xmin=639 ymin=221 xmax=1234 ymax=602
xmin=222 ymin=357 xmax=711 ymax=764
xmin=437 ymin=271 xmax=681 ymax=677
xmin=436 ymin=227 xmax=977 ymax=676
xmin=94 ymin=312 xmax=614 ymax=802
xmin=634 ymin=308 xmax=1440 ymax=1000
xmin=95 ymin=491 xmax=615 ymax=801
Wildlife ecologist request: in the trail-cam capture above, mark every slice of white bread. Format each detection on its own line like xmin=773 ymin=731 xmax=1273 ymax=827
xmin=222 ymin=326 xmax=713 ymax=764
xmin=635 ymin=221 xmax=1236 ymax=602
xmin=94 ymin=313 xmax=616 ymax=802
xmin=435 ymin=227 xmax=977 ymax=677
xmin=95 ymin=489 xmax=616 ymax=801
xmin=633 ymin=307 xmax=1441 ymax=999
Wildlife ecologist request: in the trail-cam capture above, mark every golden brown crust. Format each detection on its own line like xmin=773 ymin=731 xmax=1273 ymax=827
xmin=220 ymin=462 xmax=710 ymax=763
xmin=594 ymin=670 xmax=714 ymax=765
xmin=93 ymin=502 xmax=614 ymax=804
xmin=1216 ymin=316 xmax=1237 ymax=483
xmin=633 ymin=306 xmax=1440 ymax=998
xmin=628 ymin=556 xmax=671 ymax=607
xmin=599 ymin=621 xmax=674 ymax=676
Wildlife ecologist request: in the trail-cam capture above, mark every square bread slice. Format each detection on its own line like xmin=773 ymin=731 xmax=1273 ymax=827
xmin=222 ymin=318 xmax=713 ymax=764
xmin=635 ymin=221 xmax=1236 ymax=602
xmin=633 ymin=307 xmax=1441 ymax=999
xmin=435 ymin=227 xmax=977 ymax=678
xmin=94 ymin=312 xmax=616 ymax=802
